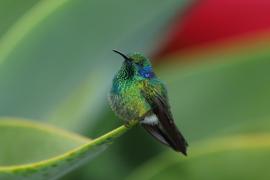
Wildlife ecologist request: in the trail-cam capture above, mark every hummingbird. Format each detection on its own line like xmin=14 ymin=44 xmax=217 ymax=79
xmin=108 ymin=50 xmax=188 ymax=155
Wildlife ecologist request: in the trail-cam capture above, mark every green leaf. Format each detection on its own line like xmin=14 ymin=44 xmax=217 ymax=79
xmin=0 ymin=0 xmax=41 ymax=38
xmin=0 ymin=0 xmax=69 ymax=63
xmin=127 ymin=133 xmax=270 ymax=180
xmin=0 ymin=118 xmax=135 ymax=180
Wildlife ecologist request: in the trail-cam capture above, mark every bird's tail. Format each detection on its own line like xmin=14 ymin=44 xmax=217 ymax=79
xmin=142 ymin=121 xmax=188 ymax=155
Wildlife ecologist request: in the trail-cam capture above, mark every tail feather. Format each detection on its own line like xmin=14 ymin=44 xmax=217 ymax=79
xmin=141 ymin=124 xmax=169 ymax=146
xmin=141 ymin=88 xmax=188 ymax=155
xmin=142 ymin=122 xmax=188 ymax=156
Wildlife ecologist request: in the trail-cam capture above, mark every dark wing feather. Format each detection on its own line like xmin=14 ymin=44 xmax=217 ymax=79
xmin=141 ymin=83 xmax=188 ymax=155
xmin=141 ymin=123 xmax=170 ymax=146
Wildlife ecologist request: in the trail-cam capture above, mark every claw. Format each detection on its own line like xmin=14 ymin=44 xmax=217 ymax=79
xmin=124 ymin=119 xmax=138 ymax=128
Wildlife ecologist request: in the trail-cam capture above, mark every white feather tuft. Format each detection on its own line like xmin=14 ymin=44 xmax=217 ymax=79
xmin=141 ymin=114 xmax=158 ymax=125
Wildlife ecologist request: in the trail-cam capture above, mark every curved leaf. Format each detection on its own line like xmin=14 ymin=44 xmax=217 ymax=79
xmin=0 ymin=0 xmax=41 ymax=38
xmin=0 ymin=0 xmax=69 ymax=63
xmin=127 ymin=133 xmax=270 ymax=180
xmin=0 ymin=118 xmax=136 ymax=180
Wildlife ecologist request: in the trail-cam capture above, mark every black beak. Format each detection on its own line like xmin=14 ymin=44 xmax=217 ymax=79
xmin=113 ymin=50 xmax=130 ymax=61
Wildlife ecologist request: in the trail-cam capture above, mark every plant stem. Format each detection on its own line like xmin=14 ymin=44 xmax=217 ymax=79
xmin=92 ymin=120 xmax=139 ymax=144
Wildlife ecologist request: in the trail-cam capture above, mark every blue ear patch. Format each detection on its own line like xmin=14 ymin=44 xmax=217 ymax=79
xmin=139 ymin=66 xmax=155 ymax=78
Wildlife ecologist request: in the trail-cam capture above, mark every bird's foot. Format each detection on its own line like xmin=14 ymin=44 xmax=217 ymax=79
xmin=124 ymin=119 xmax=138 ymax=128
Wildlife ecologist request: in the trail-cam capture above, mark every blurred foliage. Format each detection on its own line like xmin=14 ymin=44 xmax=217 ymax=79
xmin=161 ymin=48 xmax=270 ymax=141
xmin=0 ymin=0 xmax=186 ymax=131
xmin=128 ymin=133 xmax=270 ymax=180
xmin=1 ymin=0 xmax=270 ymax=180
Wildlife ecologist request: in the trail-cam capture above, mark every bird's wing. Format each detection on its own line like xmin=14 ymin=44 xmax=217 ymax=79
xmin=141 ymin=81 xmax=188 ymax=155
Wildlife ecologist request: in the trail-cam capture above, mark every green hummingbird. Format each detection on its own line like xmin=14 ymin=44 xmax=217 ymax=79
xmin=108 ymin=50 xmax=188 ymax=155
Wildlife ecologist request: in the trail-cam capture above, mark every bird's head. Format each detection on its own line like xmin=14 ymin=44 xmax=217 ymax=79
xmin=113 ymin=50 xmax=155 ymax=79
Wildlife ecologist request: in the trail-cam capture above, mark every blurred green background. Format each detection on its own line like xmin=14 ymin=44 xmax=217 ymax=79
xmin=1 ymin=0 xmax=270 ymax=179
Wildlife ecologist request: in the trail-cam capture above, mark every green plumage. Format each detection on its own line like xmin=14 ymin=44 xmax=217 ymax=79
xmin=108 ymin=50 xmax=188 ymax=155
xmin=109 ymin=65 xmax=165 ymax=120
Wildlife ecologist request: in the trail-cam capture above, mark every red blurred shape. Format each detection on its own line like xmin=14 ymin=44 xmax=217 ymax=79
xmin=156 ymin=0 xmax=270 ymax=59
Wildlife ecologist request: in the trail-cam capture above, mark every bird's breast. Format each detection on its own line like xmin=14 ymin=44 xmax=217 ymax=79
xmin=109 ymin=79 xmax=150 ymax=121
